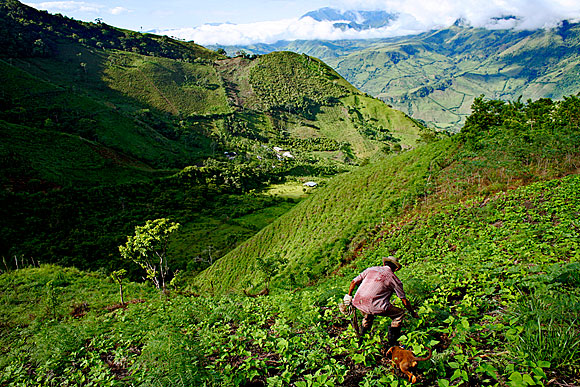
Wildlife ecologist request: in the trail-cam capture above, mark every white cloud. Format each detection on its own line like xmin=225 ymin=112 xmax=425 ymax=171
xmin=337 ymin=0 xmax=580 ymax=30
xmin=110 ymin=6 xmax=130 ymax=15
xmin=160 ymin=16 xmax=430 ymax=46
xmin=27 ymin=0 xmax=580 ymax=46
xmin=25 ymin=1 xmax=104 ymax=13
xmin=163 ymin=0 xmax=580 ymax=45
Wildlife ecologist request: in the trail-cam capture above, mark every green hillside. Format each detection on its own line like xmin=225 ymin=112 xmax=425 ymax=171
xmin=196 ymin=95 xmax=580 ymax=293
xmin=0 ymin=0 xmax=424 ymax=191
xmin=0 ymin=0 xmax=424 ymax=272
xmin=220 ymin=22 xmax=580 ymax=131
xmin=2 ymin=103 xmax=579 ymax=385
xmin=2 ymin=2 xmax=579 ymax=385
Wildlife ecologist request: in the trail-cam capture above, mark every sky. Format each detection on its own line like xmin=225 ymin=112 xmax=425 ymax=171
xmin=24 ymin=0 xmax=580 ymax=46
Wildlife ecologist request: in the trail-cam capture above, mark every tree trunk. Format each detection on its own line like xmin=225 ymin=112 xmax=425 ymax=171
xmin=119 ymin=282 xmax=125 ymax=306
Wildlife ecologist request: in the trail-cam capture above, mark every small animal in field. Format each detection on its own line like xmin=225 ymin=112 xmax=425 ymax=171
xmin=386 ymin=345 xmax=432 ymax=384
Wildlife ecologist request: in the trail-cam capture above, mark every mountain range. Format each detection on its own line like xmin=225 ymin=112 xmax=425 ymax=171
xmin=213 ymin=10 xmax=580 ymax=131
xmin=301 ymin=7 xmax=397 ymax=31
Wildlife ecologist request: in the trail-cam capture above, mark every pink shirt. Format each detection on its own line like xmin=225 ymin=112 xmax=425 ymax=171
xmin=352 ymin=266 xmax=406 ymax=315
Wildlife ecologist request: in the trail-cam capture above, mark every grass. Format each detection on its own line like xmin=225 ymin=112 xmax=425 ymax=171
xmin=507 ymin=292 xmax=580 ymax=372
xmin=2 ymin=176 xmax=579 ymax=385
xmin=263 ymin=181 xmax=316 ymax=199
xmin=0 ymin=120 xmax=166 ymax=188
xmin=195 ymin=140 xmax=454 ymax=293
xmin=102 ymin=52 xmax=231 ymax=116
xmin=196 ymin=94 xmax=580 ymax=294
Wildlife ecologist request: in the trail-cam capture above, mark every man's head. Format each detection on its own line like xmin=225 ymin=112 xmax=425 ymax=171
xmin=382 ymin=256 xmax=402 ymax=272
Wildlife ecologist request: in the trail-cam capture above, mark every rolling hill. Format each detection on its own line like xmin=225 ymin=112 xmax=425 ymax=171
xmin=216 ymin=21 xmax=580 ymax=131
xmin=0 ymin=0 xmax=425 ymax=191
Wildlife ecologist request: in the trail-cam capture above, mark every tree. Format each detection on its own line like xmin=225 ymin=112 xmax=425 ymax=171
xmin=255 ymin=254 xmax=287 ymax=290
xmin=119 ymin=218 xmax=180 ymax=293
xmin=110 ymin=269 xmax=127 ymax=305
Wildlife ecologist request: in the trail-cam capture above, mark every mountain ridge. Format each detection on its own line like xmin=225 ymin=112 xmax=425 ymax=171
xmin=213 ymin=21 xmax=580 ymax=131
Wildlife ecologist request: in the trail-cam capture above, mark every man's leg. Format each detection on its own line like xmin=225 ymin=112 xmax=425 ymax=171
xmin=384 ymin=305 xmax=406 ymax=347
xmin=359 ymin=313 xmax=375 ymax=344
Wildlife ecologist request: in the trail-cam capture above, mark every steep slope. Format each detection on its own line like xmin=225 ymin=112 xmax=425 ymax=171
xmin=196 ymin=95 xmax=580 ymax=293
xmin=218 ymin=22 xmax=580 ymax=131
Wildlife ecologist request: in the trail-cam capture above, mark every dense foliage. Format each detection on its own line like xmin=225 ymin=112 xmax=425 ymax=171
xmin=0 ymin=164 xmax=291 ymax=275
xmin=249 ymin=52 xmax=351 ymax=116
xmin=1 ymin=174 xmax=578 ymax=386
xmin=1 ymin=3 xmax=580 ymax=385
xmin=196 ymin=95 xmax=580 ymax=293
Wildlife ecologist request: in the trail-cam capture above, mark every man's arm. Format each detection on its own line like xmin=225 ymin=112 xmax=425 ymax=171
xmin=343 ymin=279 xmax=359 ymax=305
xmin=348 ymin=280 xmax=357 ymax=296
xmin=401 ymin=298 xmax=419 ymax=318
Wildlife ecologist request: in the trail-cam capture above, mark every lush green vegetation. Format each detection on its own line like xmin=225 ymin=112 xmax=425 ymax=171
xmin=0 ymin=0 xmax=425 ymax=278
xmin=0 ymin=0 xmax=218 ymax=61
xmin=249 ymin=52 xmax=352 ymax=115
xmin=1 ymin=173 xmax=578 ymax=386
xmin=197 ymin=95 xmax=580 ymax=293
xmin=0 ymin=161 xmax=298 ymax=275
xmin=2 ymin=2 xmax=580 ymax=385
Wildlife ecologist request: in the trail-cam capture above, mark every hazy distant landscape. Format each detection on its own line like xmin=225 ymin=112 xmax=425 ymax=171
xmin=214 ymin=11 xmax=580 ymax=131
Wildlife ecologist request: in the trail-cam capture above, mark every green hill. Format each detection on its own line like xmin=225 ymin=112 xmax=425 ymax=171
xmin=0 ymin=0 xmax=425 ymax=272
xmin=218 ymin=22 xmax=580 ymax=131
xmin=196 ymin=94 xmax=580 ymax=293
xmin=0 ymin=0 xmax=424 ymax=191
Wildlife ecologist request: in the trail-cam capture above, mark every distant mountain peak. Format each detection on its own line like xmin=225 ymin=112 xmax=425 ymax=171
xmin=301 ymin=7 xmax=398 ymax=31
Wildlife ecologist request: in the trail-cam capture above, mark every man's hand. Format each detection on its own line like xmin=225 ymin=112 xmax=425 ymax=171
xmin=343 ymin=294 xmax=353 ymax=306
xmin=401 ymin=298 xmax=419 ymax=318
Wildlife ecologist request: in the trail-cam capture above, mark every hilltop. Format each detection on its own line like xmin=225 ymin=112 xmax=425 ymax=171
xmin=215 ymin=21 xmax=580 ymax=131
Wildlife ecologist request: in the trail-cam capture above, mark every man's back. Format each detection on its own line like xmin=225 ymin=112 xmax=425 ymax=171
xmin=352 ymin=266 xmax=406 ymax=314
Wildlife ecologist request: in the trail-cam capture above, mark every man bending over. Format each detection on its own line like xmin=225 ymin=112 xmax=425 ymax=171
xmin=344 ymin=256 xmax=418 ymax=346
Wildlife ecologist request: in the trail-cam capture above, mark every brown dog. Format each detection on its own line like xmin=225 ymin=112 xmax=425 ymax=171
xmin=386 ymin=346 xmax=432 ymax=384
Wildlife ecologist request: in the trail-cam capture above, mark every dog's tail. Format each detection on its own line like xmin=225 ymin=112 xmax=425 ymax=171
xmin=413 ymin=347 xmax=432 ymax=362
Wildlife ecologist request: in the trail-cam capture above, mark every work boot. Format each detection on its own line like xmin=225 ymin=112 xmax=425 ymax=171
xmin=387 ymin=326 xmax=402 ymax=347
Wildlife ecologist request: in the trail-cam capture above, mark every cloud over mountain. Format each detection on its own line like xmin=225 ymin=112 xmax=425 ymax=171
xmin=159 ymin=0 xmax=580 ymax=45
